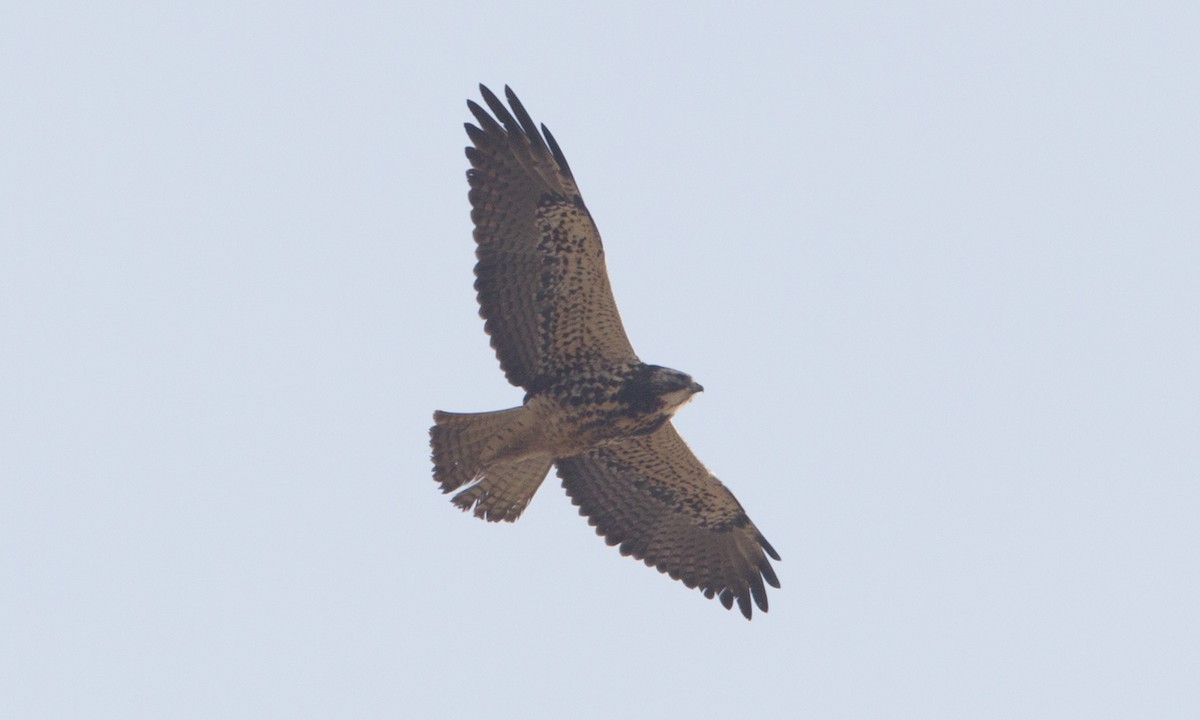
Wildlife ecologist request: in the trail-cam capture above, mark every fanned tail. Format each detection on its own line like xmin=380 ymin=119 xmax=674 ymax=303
xmin=429 ymin=408 xmax=553 ymax=522
xmin=450 ymin=455 xmax=554 ymax=522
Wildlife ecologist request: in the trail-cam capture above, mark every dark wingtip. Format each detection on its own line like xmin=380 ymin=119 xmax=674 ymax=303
xmin=759 ymin=534 xmax=781 ymax=562
xmin=478 ymin=83 xmax=500 ymax=106
xmin=464 ymin=122 xmax=487 ymax=147
xmin=760 ymin=558 xmax=781 ymax=589
xmin=736 ymin=591 xmax=752 ymax=619
xmin=467 ymin=84 xmax=574 ymax=180
xmin=541 ymin=124 xmax=573 ymax=178
xmin=749 ymin=574 xmax=768 ymax=613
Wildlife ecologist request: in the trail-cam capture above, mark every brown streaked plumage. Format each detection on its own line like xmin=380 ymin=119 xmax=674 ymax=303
xmin=430 ymin=84 xmax=780 ymax=618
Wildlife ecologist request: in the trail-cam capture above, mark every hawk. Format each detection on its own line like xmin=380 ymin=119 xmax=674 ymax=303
xmin=430 ymin=85 xmax=780 ymax=618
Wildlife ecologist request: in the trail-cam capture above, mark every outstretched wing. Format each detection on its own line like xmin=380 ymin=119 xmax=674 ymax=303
xmin=465 ymin=85 xmax=636 ymax=392
xmin=555 ymin=423 xmax=781 ymax=619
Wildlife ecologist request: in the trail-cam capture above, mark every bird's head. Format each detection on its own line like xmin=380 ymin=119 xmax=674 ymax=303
xmin=618 ymin=364 xmax=703 ymax=415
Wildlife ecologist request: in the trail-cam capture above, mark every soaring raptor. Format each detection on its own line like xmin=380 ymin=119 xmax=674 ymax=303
xmin=430 ymin=85 xmax=780 ymax=618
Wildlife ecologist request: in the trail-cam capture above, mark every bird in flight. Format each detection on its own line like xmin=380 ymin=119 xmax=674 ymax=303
xmin=430 ymin=85 xmax=780 ymax=618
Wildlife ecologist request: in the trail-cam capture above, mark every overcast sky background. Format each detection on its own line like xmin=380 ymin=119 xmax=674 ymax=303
xmin=3 ymin=2 xmax=1198 ymax=718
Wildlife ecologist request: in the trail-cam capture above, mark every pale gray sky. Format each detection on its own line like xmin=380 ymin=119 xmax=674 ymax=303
xmin=3 ymin=2 xmax=1198 ymax=718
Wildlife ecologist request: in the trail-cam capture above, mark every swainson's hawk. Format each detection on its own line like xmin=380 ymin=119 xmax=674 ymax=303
xmin=430 ymin=85 xmax=780 ymax=618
